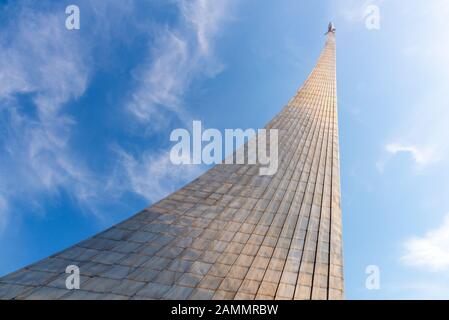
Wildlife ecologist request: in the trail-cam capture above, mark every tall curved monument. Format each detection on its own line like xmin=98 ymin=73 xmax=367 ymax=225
xmin=0 ymin=24 xmax=343 ymax=300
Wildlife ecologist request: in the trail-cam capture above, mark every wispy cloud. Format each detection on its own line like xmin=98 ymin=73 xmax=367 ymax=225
xmin=401 ymin=213 xmax=449 ymax=272
xmin=0 ymin=7 xmax=97 ymax=223
xmin=335 ymin=0 xmax=384 ymax=24
xmin=386 ymin=143 xmax=437 ymax=165
xmin=126 ymin=0 xmax=232 ymax=126
xmin=0 ymin=196 xmax=7 ymax=232
xmin=376 ymin=142 xmax=437 ymax=172
xmin=112 ymin=147 xmax=202 ymax=203
xmin=381 ymin=278 xmax=449 ymax=299
xmin=336 ymin=0 xmax=449 ymax=174
xmin=121 ymin=0 xmax=233 ymax=198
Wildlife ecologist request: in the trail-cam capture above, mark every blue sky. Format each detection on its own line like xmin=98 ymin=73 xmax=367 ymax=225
xmin=1 ymin=0 xmax=449 ymax=299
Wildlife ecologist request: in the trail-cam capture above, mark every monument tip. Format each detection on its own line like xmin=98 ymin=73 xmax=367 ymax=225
xmin=326 ymin=22 xmax=336 ymax=34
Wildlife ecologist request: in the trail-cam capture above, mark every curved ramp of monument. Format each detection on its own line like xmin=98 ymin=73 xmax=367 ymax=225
xmin=0 ymin=28 xmax=343 ymax=300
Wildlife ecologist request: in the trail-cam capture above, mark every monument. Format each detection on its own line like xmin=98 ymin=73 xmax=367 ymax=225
xmin=0 ymin=24 xmax=343 ymax=300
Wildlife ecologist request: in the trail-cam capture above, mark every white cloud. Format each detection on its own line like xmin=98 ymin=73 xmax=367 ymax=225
xmin=0 ymin=9 xmax=98 ymax=217
xmin=127 ymin=30 xmax=190 ymax=125
xmin=386 ymin=143 xmax=437 ymax=165
xmin=126 ymin=0 xmax=231 ymax=126
xmin=374 ymin=1 xmax=449 ymax=172
xmin=336 ymin=0 xmax=449 ymax=172
xmin=112 ymin=147 xmax=203 ymax=203
xmin=0 ymin=12 xmax=88 ymax=105
xmin=0 ymin=3 xmax=142 ymax=224
xmin=336 ymin=0 xmax=384 ymax=24
xmin=179 ymin=0 xmax=230 ymax=55
xmin=0 ymin=1 xmax=235 ymax=233
xmin=401 ymin=213 xmax=449 ymax=271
